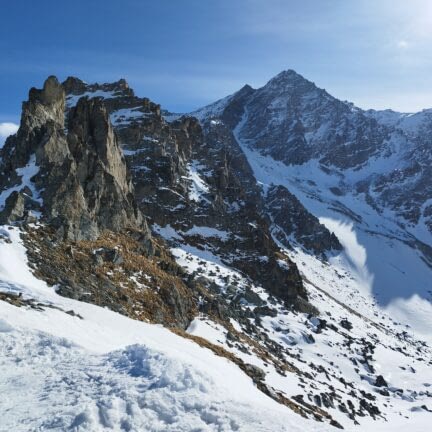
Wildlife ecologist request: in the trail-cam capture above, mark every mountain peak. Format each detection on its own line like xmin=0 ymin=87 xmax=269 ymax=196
xmin=275 ymin=69 xmax=302 ymax=78
xmin=28 ymin=75 xmax=64 ymax=108
xmin=62 ymin=77 xmax=133 ymax=98
xmin=62 ymin=76 xmax=87 ymax=95
xmin=267 ymin=69 xmax=310 ymax=85
xmin=0 ymin=76 xmax=147 ymax=241
xmin=261 ymin=69 xmax=321 ymax=98
xmin=238 ymin=83 xmax=254 ymax=93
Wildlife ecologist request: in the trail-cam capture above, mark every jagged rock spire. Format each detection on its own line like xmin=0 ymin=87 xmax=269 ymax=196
xmin=0 ymin=76 xmax=149 ymax=243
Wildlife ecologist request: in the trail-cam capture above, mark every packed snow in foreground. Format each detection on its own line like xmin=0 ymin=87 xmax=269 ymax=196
xmin=0 ymin=226 xmax=332 ymax=432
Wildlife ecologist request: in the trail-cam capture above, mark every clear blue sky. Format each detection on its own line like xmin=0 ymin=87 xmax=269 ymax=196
xmin=1 ymin=0 xmax=432 ymax=129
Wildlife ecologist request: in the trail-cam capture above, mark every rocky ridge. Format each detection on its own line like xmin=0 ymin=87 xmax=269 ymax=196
xmin=60 ymin=76 xmax=334 ymax=312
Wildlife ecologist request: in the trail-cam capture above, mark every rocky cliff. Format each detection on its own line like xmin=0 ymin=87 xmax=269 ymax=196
xmin=0 ymin=76 xmax=147 ymax=242
xmin=0 ymin=75 xmax=325 ymax=327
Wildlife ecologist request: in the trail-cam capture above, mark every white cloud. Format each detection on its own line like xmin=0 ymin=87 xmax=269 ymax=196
xmin=0 ymin=122 xmax=19 ymax=147
xmin=397 ymin=40 xmax=409 ymax=49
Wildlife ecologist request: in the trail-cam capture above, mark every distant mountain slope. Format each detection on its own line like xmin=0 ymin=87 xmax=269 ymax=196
xmin=192 ymin=68 xmax=432 ymax=332
xmin=193 ymin=70 xmax=432 ymax=245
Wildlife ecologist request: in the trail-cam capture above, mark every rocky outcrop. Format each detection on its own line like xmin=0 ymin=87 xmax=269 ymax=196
xmin=0 ymin=192 xmax=26 ymax=224
xmin=0 ymin=76 xmax=148 ymax=242
xmin=266 ymin=185 xmax=342 ymax=255
xmin=60 ymin=77 xmax=314 ymax=311
xmin=24 ymin=226 xmax=196 ymax=329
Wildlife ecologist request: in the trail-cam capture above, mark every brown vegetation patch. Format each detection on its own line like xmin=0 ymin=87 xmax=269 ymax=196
xmin=23 ymin=225 xmax=201 ymax=328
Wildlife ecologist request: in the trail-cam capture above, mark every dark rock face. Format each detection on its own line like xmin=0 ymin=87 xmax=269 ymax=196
xmin=0 ymin=76 xmax=147 ymax=241
xmin=193 ymin=120 xmax=310 ymax=308
xmin=233 ymin=70 xmax=390 ymax=169
xmin=266 ymin=185 xmax=342 ymax=254
xmin=23 ymin=226 xmax=196 ymax=329
xmin=0 ymin=192 xmax=26 ymax=224
xmin=374 ymin=375 xmax=388 ymax=388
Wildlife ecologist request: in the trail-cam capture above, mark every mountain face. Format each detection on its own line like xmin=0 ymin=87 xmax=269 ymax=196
xmin=1 ymin=72 xmax=432 ymax=431
xmin=230 ymin=70 xmax=391 ymax=169
xmin=194 ymin=70 xmax=432 ymax=248
xmin=192 ymin=69 xmax=432 ymax=324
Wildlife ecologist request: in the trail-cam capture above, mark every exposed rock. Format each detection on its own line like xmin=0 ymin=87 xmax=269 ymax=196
xmin=374 ymin=375 xmax=388 ymax=388
xmin=94 ymin=247 xmax=124 ymax=265
xmin=340 ymin=318 xmax=353 ymax=331
xmin=243 ymin=363 xmax=266 ymax=382
xmin=266 ymin=185 xmax=342 ymax=254
xmin=254 ymin=305 xmax=278 ymax=317
xmin=0 ymin=192 xmax=25 ymax=224
xmin=24 ymin=226 xmax=196 ymax=329
xmin=241 ymin=288 xmax=265 ymax=306
xmin=0 ymin=76 xmax=148 ymax=242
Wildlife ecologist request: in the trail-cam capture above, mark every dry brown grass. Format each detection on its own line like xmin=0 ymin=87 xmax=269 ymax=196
xmin=23 ymin=226 xmax=199 ymax=328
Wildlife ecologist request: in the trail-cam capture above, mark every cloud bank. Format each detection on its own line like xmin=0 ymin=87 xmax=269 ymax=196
xmin=0 ymin=122 xmax=19 ymax=147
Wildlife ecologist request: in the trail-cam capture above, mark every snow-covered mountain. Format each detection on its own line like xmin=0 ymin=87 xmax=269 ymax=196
xmin=0 ymin=71 xmax=431 ymax=431
xmin=193 ymin=70 xmax=432 ymax=246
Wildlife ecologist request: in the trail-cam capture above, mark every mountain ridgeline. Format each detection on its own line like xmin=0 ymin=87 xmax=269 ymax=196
xmin=194 ymin=70 xmax=432 ymax=241
xmin=0 ymin=76 xmax=146 ymax=242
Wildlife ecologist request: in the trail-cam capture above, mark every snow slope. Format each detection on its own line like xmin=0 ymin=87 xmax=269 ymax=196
xmin=154 ymin=216 xmax=432 ymax=430
xmin=0 ymin=226 xmax=332 ymax=432
xmin=231 ymin=109 xmax=432 ymax=340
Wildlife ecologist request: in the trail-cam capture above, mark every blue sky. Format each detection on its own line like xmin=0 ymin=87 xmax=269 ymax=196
xmin=1 ymin=0 xmax=432 ymax=137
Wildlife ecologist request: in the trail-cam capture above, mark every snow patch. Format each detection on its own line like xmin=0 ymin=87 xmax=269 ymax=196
xmin=185 ymin=162 xmax=210 ymax=203
xmin=0 ymin=154 xmax=42 ymax=211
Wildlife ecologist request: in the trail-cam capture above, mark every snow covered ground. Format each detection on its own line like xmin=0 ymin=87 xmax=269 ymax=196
xmin=167 ymin=226 xmax=432 ymax=431
xmin=1 ymin=212 xmax=431 ymax=430
xmin=0 ymin=226 xmax=334 ymax=432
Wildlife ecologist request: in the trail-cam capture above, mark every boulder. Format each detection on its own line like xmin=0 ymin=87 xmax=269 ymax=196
xmin=0 ymin=192 xmax=25 ymax=224
xmin=374 ymin=375 xmax=388 ymax=388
